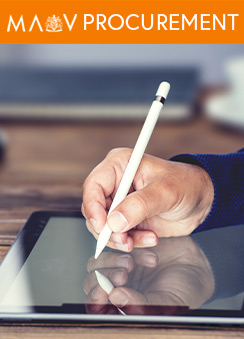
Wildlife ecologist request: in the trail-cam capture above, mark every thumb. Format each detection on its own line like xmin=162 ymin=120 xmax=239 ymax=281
xmin=107 ymin=180 xmax=174 ymax=233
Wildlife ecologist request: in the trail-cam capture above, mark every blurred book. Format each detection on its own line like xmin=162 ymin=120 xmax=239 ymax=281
xmin=0 ymin=67 xmax=198 ymax=121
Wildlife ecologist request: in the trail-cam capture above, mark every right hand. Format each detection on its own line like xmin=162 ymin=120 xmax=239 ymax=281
xmin=82 ymin=148 xmax=214 ymax=252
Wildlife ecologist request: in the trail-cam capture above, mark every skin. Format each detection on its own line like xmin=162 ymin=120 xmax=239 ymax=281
xmin=83 ymin=237 xmax=215 ymax=315
xmin=82 ymin=148 xmax=214 ymax=252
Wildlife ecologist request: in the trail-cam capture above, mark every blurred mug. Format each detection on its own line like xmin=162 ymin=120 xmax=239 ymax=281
xmin=205 ymin=56 xmax=244 ymax=128
xmin=224 ymin=56 xmax=244 ymax=112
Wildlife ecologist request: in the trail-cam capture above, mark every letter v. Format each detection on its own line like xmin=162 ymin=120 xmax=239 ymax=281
xmin=63 ymin=14 xmax=77 ymax=31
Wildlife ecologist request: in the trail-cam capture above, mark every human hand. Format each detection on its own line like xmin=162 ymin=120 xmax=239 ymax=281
xmin=83 ymin=236 xmax=214 ymax=315
xmin=82 ymin=148 xmax=214 ymax=251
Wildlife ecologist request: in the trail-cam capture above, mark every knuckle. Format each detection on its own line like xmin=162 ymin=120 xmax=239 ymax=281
xmin=159 ymin=177 xmax=181 ymax=210
xmin=107 ymin=147 xmax=132 ymax=159
xmin=82 ymin=173 xmax=98 ymax=196
xmin=134 ymin=193 xmax=149 ymax=218
xmin=81 ymin=203 xmax=86 ymax=216
xmin=82 ymin=177 xmax=90 ymax=193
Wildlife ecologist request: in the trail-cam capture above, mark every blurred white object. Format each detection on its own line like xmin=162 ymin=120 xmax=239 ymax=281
xmin=205 ymin=57 xmax=244 ymax=129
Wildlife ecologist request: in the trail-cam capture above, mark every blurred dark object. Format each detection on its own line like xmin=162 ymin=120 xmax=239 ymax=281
xmin=0 ymin=129 xmax=7 ymax=162
xmin=0 ymin=67 xmax=198 ymax=122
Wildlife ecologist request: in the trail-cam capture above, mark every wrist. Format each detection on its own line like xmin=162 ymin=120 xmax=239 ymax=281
xmin=198 ymin=165 xmax=214 ymax=224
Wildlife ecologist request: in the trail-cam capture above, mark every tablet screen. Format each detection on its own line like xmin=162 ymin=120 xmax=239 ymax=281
xmin=0 ymin=211 xmax=244 ymax=322
xmin=0 ymin=215 xmax=95 ymax=309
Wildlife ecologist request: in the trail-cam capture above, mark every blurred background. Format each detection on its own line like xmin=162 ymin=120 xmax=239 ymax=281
xmin=0 ymin=44 xmax=243 ymax=84
xmin=0 ymin=44 xmax=244 ymax=225
xmin=0 ymin=44 xmax=243 ymax=122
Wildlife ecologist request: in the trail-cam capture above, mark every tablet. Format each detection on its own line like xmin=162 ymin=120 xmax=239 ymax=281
xmin=0 ymin=210 xmax=244 ymax=325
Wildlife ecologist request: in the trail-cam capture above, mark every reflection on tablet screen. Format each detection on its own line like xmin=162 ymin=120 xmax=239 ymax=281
xmin=0 ymin=213 xmax=244 ymax=319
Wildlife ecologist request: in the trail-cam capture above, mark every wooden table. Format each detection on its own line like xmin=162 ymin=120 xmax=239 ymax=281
xmin=0 ymin=116 xmax=244 ymax=338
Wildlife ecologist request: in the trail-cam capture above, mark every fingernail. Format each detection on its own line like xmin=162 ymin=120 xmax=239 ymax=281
xmin=116 ymin=255 xmax=131 ymax=269
xmin=142 ymin=253 xmax=157 ymax=267
xmin=110 ymin=290 xmax=129 ymax=308
xmin=108 ymin=211 xmax=128 ymax=232
xmin=112 ymin=233 xmax=124 ymax=244
xmin=91 ymin=287 xmax=101 ymax=301
xmin=111 ymin=269 xmax=125 ymax=286
xmin=114 ymin=242 xmax=130 ymax=253
xmin=90 ymin=218 xmax=98 ymax=233
xmin=143 ymin=235 xmax=157 ymax=246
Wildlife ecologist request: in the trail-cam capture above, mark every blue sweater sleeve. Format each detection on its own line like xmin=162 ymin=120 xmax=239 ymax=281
xmin=170 ymin=148 xmax=244 ymax=232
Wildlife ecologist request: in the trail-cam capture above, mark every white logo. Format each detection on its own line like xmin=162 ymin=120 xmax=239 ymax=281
xmin=45 ymin=15 xmax=63 ymax=32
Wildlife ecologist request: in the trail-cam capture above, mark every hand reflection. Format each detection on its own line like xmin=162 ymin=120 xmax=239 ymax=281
xmin=83 ymin=236 xmax=215 ymax=315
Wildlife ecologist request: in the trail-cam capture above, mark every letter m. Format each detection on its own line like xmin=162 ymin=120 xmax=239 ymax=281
xmin=7 ymin=15 xmax=25 ymax=32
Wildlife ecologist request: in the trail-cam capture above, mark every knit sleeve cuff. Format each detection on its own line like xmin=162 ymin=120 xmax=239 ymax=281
xmin=170 ymin=151 xmax=244 ymax=232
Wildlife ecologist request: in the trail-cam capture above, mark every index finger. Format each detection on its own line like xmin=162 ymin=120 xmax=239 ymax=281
xmin=87 ymin=252 xmax=134 ymax=272
xmin=82 ymin=160 xmax=117 ymax=233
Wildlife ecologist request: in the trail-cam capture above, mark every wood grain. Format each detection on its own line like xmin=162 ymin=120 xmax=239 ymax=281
xmin=0 ymin=325 xmax=243 ymax=339
xmin=0 ymin=117 xmax=243 ymax=228
xmin=0 ymin=246 xmax=9 ymax=263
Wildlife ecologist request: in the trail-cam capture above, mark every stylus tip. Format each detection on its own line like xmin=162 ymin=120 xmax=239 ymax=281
xmin=95 ymin=270 xmax=102 ymax=280
xmin=95 ymin=247 xmax=103 ymax=259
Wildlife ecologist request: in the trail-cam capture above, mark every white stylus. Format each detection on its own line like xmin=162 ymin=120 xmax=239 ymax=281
xmin=95 ymin=270 xmax=126 ymax=316
xmin=95 ymin=81 xmax=170 ymax=259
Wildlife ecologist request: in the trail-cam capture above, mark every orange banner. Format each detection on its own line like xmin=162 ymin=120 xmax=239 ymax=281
xmin=0 ymin=1 xmax=243 ymax=43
